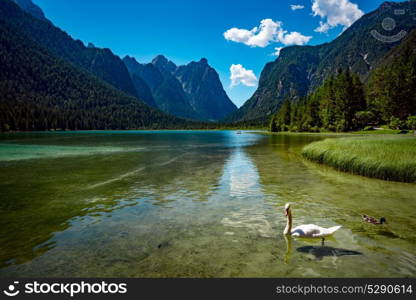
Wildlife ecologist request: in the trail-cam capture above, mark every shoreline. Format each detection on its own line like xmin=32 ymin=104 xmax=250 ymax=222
xmin=0 ymin=128 xmax=267 ymax=134
xmin=261 ymin=130 xmax=415 ymax=137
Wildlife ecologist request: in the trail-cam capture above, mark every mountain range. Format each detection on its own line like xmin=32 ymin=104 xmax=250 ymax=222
xmin=228 ymin=1 xmax=416 ymax=124
xmin=0 ymin=19 xmax=189 ymax=130
xmin=1 ymin=0 xmax=415 ymax=131
xmin=0 ymin=0 xmax=195 ymax=130
xmin=123 ymin=55 xmax=237 ymax=121
xmin=1 ymin=0 xmax=236 ymax=126
xmin=5 ymin=0 xmax=137 ymax=98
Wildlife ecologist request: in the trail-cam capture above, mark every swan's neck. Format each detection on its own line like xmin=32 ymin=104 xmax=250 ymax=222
xmin=284 ymin=211 xmax=292 ymax=235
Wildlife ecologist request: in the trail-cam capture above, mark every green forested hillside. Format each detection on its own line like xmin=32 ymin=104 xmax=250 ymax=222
xmin=270 ymin=69 xmax=367 ymax=132
xmin=0 ymin=0 xmax=138 ymax=97
xmin=0 ymin=21 xmax=190 ymax=131
xmin=367 ymin=30 xmax=416 ymax=123
xmin=229 ymin=1 xmax=416 ymax=124
xmin=270 ymin=29 xmax=416 ymax=133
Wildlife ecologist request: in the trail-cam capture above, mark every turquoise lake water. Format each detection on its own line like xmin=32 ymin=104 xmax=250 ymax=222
xmin=0 ymin=130 xmax=415 ymax=277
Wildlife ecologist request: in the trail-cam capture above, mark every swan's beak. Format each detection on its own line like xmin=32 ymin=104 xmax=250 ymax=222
xmin=284 ymin=209 xmax=288 ymax=217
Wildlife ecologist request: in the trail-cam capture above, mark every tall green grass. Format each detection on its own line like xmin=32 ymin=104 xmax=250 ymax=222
xmin=301 ymin=136 xmax=416 ymax=183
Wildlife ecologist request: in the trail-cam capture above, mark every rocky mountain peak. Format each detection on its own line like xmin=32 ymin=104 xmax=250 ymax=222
xmin=152 ymin=55 xmax=177 ymax=73
xmin=151 ymin=54 xmax=168 ymax=65
xmin=199 ymin=58 xmax=208 ymax=65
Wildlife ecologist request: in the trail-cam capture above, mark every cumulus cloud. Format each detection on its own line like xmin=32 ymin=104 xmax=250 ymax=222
xmin=273 ymin=47 xmax=284 ymax=56
xmin=290 ymin=4 xmax=305 ymax=11
xmin=312 ymin=0 xmax=364 ymax=33
xmin=223 ymin=19 xmax=280 ymax=47
xmin=278 ymin=31 xmax=312 ymax=46
xmin=224 ymin=19 xmax=312 ymax=47
xmin=315 ymin=21 xmax=331 ymax=33
xmin=230 ymin=64 xmax=258 ymax=87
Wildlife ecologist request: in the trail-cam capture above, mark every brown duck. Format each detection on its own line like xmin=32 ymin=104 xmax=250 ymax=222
xmin=362 ymin=215 xmax=387 ymax=225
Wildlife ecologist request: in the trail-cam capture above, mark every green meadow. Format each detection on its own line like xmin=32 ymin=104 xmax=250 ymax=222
xmin=302 ymin=136 xmax=416 ymax=183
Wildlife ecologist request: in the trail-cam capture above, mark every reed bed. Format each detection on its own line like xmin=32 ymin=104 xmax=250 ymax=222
xmin=301 ymin=136 xmax=416 ymax=183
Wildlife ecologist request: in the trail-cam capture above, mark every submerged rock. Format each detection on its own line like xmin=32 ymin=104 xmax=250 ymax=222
xmin=157 ymin=241 xmax=170 ymax=249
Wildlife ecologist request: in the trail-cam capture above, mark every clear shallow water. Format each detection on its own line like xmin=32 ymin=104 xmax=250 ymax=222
xmin=0 ymin=130 xmax=415 ymax=277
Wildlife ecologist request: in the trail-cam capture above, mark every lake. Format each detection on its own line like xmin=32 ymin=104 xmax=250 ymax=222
xmin=0 ymin=130 xmax=415 ymax=277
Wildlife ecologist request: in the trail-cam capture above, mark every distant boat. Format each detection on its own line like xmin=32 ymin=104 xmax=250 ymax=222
xmin=236 ymin=131 xmax=242 ymax=134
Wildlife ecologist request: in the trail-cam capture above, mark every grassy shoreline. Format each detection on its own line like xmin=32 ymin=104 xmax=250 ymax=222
xmin=301 ymin=136 xmax=416 ymax=183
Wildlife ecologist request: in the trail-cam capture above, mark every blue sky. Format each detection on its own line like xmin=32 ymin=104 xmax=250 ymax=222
xmin=33 ymin=0 xmax=391 ymax=107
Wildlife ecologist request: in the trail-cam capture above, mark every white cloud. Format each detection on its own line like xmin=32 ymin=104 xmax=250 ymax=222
xmin=278 ymin=31 xmax=312 ymax=45
xmin=223 ymin=19 xmax=280 ymax=48
xmin=312 ymin=0 xmax=364 ymax=33
xmin=314 ymin=21 xmax=331 ymax=33
xmin=273 ymin=47 xmax=284 ymax=56
xmin=224 ymin=19 xmax=312 ymax=47
xmin=230 ymin=64 xmax=258 ymax=87
xmin=290 ymin=4 xmax=305 ymax=11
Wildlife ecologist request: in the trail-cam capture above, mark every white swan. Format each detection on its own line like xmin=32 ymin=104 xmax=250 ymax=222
xmin=283 ymin=203 xmax=341 ymax=238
